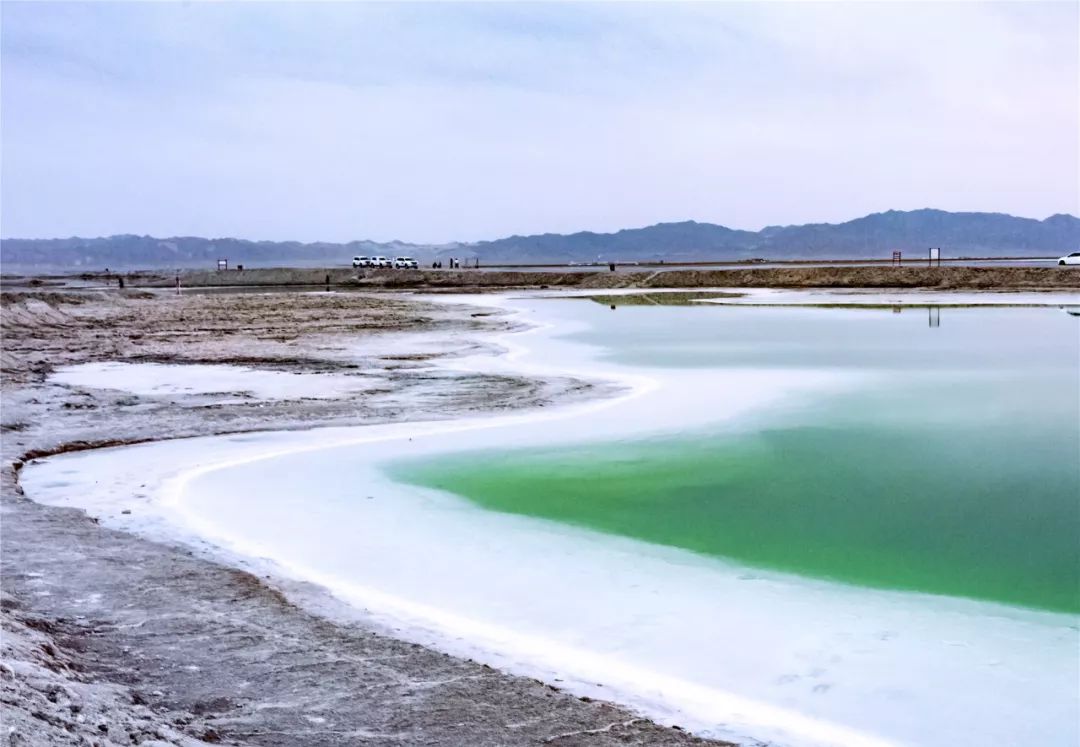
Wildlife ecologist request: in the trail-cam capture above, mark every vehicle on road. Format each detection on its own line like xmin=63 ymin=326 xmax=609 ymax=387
xmin=352 ymin=256 xmax=373 ymax=268
xmin=1058 ymin=252 xmax=1080 ymax=266
xmin=394 ymin=257 xmax=419 ymax=269
xmin=372 ymin=256 xmax=392 ymax=268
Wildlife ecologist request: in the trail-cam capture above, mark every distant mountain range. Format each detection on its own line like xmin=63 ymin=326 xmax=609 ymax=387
xmin=472 ymin=210 xmax=1080 ymax=263
xmin=2 ymin=209 xmax=1078 ymax=271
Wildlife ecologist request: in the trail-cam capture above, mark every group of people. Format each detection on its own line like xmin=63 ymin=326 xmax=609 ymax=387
xmin=432 ymin=257 xmax=477 ymax=269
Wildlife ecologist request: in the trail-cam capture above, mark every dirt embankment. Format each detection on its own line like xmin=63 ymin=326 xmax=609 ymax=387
xmin=122 ymin=265 xmax=1080 ymax=291
xmin=0 ymin=289 xmax=452 ymax=385
xmin=613 ymin=265 xmax=1080 ymax=290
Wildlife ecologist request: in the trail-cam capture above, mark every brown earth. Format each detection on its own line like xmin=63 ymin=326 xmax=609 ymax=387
xmin=111 ymin=265 xmax=1080 ymax=291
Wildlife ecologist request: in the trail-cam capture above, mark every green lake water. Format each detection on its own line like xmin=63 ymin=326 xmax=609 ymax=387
xmin=392 ymin=304 xmax=1080 ymax=613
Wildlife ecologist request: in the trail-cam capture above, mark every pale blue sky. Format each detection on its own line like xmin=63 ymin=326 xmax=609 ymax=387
xmin=2 ymin=1 xmax=1077 ymax=243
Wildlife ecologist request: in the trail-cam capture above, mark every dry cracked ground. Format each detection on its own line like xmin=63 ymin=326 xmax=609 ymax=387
xmin=0 ymin=287 xmax=718 ymax=747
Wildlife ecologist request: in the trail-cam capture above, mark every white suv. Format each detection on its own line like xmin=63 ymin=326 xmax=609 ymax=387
xmin=1058 ymin=252 xmax=1080 ymax=266
xmin=352 ymin=256 xmax=372 ymax=268
xmin=394 ymin=257 xmax=419 ymax=269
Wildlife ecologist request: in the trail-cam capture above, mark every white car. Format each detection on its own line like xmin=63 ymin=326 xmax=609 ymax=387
xmin=352 ymin=255 xmax=373 ymax=268
xmin=393 ymin=256 xmax=418 ymax=269
xmin=1058 ymin=252 xmax=1080 ymax=266
xmin=372 ymin=256 xmax=391 ymax=268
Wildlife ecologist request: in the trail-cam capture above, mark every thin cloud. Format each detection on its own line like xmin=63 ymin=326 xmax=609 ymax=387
xmin=2 ymin=2 xmax=1076 ymax=243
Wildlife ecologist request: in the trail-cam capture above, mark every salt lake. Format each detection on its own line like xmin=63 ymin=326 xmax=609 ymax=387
xmin=22 ymin=290 xmax=1080 ymax=747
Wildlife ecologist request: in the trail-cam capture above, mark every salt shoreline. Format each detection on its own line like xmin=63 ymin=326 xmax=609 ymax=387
xmin=4 ymin=287 xmax=715 ymax=746
xmin=17 ymin=289 xmax=1080 ymax=747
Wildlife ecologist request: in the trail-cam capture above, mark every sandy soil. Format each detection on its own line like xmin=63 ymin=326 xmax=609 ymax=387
xmin=1 ymin=288 xmax=713 ymax=746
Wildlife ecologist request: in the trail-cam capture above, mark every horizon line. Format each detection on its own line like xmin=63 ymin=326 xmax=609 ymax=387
xmin=2 ymin=207 xmax=1077 ymax=246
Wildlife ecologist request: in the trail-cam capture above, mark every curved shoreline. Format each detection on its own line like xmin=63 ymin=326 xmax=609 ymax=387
xmin=17 ymin=291 xmax=874 ymax=746
xmin=18 ymin=290 xmax=1080 ymax=747
xmin=154 ymin=295 xmax=882 ymax=746
xmin=4 ymin=287 xmax=723 ymax=747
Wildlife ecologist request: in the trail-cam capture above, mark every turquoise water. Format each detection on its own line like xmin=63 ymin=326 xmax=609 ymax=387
xmin=392 ymin=304 xmax=1080 ymax=613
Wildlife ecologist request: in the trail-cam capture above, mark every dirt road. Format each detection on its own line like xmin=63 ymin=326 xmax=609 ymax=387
xmin=101 ymin=264 xmax=1080 ymax=291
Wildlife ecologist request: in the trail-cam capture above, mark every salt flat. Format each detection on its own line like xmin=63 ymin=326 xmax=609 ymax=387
xmin=49 ymin=361 xmax=382 ymax=403
xmin=21 ymin=290 xmax=1079 ymax=747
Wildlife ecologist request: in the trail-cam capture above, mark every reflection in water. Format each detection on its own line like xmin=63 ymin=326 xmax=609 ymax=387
xmin=889 ymin=305 xmax=941 ymax=326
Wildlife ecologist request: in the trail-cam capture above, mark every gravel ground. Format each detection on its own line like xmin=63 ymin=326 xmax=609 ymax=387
xmin=1 ymin=287 xmax=716 ymax=747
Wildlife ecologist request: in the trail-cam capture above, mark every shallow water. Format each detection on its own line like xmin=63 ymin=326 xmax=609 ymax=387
xmin=395 ymin=304 xmax=1079 ymax=613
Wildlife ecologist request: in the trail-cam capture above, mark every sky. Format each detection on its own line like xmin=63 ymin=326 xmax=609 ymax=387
xmin=2 ymin=2 xmax=1077 ymax=244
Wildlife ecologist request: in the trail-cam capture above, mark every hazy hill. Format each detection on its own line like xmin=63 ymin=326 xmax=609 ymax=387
xmin=2 ymin=209 xmax=1077 ymax=271
xmin=471 ymin=210 xmax=1080 ymax=263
